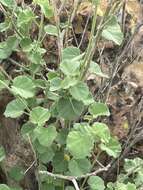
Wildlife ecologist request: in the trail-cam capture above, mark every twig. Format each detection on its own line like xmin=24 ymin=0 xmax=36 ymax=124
xmin=72 ymin=179 xmax=80 ymax=190
xmin=51 ymin=0 xmax=63 ymax=63
xmin=71 ymin=0 xmax=80 ymax=23
xmin=24 ymin=160 xmax=36 ymax=175
xmin=39 ymin=164 xmax=110 ymax=190
xmin=78 ymin=14 xmax=90 ymax=48
xmin=58 ymin=0 xmax=67 ymax=15
xmin=39 ymin=164 xmax=110 ymax=180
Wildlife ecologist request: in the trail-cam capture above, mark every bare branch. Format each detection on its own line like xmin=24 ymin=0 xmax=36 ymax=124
xmin=39 ymin=163 xmax=111 ymax=180
xmin=72 ymin=179 xmax=80 ymax=190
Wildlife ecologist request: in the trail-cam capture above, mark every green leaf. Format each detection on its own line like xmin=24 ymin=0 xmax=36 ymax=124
xmin=44 ymin=25 xmax=58 ymax=37
xmin=39 ymin=147 xmax=55 ymax=163
xmin=0 ymin=146 xmax=5 ymax=162
xmin=89 ymin=61 xmax=108 ymax=78
xmin=89 ymin=102 xmax=110 ymax=118
xmin=21 ymin=122 xmax=35 ymax=139
xmin=30 ymin=106 xmax=51 ymax=126
xmin=61 ymin=77 xmax=78 ymax=89
xmin=0 ymin=36 xmax=18 ymax=60
xmin=69 ymin=82 xmax=90 ymax=102
xmin=67 ymin=130 xmax=94 ymax=158
xmin=28 ymin=51 xmax=44 ymax=65
xmin=82 ymin=92 xmax=94 ymax=105
xmin=49 ymin=77 xmax=62 ymax=91
xmin=126 ymin=183 xmax=136 ymax=190
xmin=134 ymin=171 xmax=143 ymax=187
xmin=34 ymin=140 xmax=47 ymax=154
xmin=73 ymin=123 xmax=93 ymax=137
xmin=88 ymin=176 xmax=105 ymax=190
xmin=57 ymin=97 xmax=84 ymax=120
xmin=11 ymin=76 xmax=35 ymax=99
xmin=47 ymin=71 xmax=58 ymax=80
xmin=100 ymin=137 xmax=121 ymax=158
xmin=4 ymin=99 xmax=27 ymax=118
xmin=53 ymin=151 xmax=68 ymax=173
xmin=0 ymin=0 xmax=14 ymax=7
xmin=60 ymin=59 xmax=80 ymax=76
xmin=20 ymin=38 xmax=32 ymax=52
xmin=68 ymin=158 xmax=91 ymax=176
xmin=102 ymin=16 xmax=123 ymax=45
xmin=9 ymin=166 xmax=24 ymax=181
xmin=56 ymin=128 xmax=68 ymax=145
xmin=91 ymin=122 xmax=110 ymax=143
xmin=34 ymin=125 xmax=57 ymax=147
xmin=17 ymin=8 xmax=35 ymax=27
xmin=33 ymin=0 xmax=53 ymax=18
xmin=116 ymin=182 xmax=137 ymax=190
xmin=124 ymin=158 xmax=143 ymax=173
xmin=62 ymin=47 xmax=80 ymax=60
xmin=41 ymin=183 xmax=55 ymax=190
xmin=0 ymin=184 xmax=10 ymax=190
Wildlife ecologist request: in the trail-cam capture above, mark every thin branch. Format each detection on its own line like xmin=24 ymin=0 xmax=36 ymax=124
xmin=39 ymin=163 xmax=111 ymax=180
xmin=72 ymin=179 xmax=80 ymax=190
xmin=24 ymin=160 xmax=36 ymax=175
xmin=51 ymin=0 xmax=63 ymax=63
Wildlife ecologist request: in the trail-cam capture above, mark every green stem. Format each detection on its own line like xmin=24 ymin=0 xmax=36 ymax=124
xmin=81 ymin=0 xmax=119 ymax=81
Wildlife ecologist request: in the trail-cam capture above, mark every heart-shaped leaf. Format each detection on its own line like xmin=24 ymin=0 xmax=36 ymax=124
xmin=30 ymin=106 xmax=50 ymax=126
xmin=11 ymin=76 xmax=35 ymax=99
xmin=4 ymin=99 xmax=27 ymax=118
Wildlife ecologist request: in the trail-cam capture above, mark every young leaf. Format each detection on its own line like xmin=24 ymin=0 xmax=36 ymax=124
xmin=68 ymin=158 xmax=91 ymax=176
xmin=30 ymin=106 xmax=51 ymax=126
xmin=67 ymin=130 xmax=94 ymax=159
xmin=0 ymin=146 xmax=5 ymax=162
xmin=89 ymin=102 xmax=110 ymax=118
xmin=11 ymin=76 xmax=35 ymax=99
xmin=4 ymin=99 xmax=27 ymax=118
xmin=57 ymin=97 xmax=84 ymax=121
xmin=102 ymin=16 xmax=123 ymax=45
xmin=34 ymin=125 xmax=57 ymax=147
xmin=69 ymin=82 xmax=90 ymax=102
xmin=88 ymin=176 xmax=105 ymax=190
xmin=44 ymin=25 xmax=58 ymax=37
xmin=100 ymin=137 xmax=121 ymax=158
